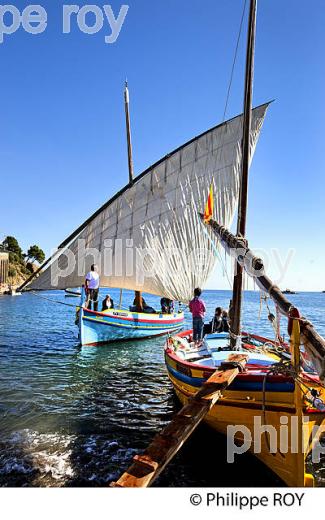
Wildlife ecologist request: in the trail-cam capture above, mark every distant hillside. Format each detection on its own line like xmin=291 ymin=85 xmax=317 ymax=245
xmin=8 ymin=258 xmax=37 ymax=287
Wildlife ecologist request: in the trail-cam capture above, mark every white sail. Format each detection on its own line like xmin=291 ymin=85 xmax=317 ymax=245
xmin=30 ymin=103 xmax=269 ymax=301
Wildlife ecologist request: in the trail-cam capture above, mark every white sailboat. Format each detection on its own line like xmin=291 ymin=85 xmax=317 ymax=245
xmin=19 ymin=91 xmax=269 ymax=345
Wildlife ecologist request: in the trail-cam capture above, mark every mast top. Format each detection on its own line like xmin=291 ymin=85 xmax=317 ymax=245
xmin=124 ymin=80 xmax=129 ymax=102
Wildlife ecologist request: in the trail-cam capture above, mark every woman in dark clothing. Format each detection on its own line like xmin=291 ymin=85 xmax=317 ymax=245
xmin=211 ymin=307 xmax=223 ymax=332
xmin=221 ymin=310 xmax=230 ymax=332
xmin=102 ymin=295 xmax=114 ymax=311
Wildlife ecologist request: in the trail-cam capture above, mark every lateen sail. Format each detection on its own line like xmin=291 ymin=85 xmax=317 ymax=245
xmin=30 ymin=104 xmax=269 ymax=301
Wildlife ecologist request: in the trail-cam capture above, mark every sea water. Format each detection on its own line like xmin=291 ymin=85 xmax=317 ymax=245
xmin=0 ymin=289 xmax=324 ymax=487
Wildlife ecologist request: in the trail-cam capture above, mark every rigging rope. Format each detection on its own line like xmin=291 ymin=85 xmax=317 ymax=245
xmin=261 ymin=358 xmax=325 ymax=452
xmin=197 ymin=212 xmax=233 ymax=289
xmin=222 ymin=0 xmax=248 ymax=121
xmin=259 ymin=292 xmax=285 ymax=344
xmin=30 ymin=290 xmax=183 ymax=314
xmin=30 ymin=291 xmax=78 ymax=308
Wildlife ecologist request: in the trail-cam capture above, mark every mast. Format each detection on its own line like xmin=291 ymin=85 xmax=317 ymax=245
xmin=124 ymin=81 xmax=134 ymax=185
xmin=230 ymin=0 xmax=257 ymax=348
xmin=124 ymin=81 xmax=143 ymax=311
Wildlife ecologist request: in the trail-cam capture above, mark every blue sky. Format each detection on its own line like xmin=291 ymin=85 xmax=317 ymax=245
xmin=1 ymin=0 xmax=324 ymax=290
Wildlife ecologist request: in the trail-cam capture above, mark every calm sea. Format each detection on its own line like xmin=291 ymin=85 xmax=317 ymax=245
xmin=0 ymin=289 xmax=324 ymax=487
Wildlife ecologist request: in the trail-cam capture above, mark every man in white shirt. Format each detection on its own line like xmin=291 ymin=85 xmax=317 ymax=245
xmin=85 ymin=264 xmax=100 ymax=311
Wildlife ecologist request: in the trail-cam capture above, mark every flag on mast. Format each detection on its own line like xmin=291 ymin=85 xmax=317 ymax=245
xmin=203 ymin=183 xmax=214 ymax=222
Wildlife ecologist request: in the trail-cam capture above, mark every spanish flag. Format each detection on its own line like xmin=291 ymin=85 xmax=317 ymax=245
xmin=203 ymin=183 xmax=214 ymax=222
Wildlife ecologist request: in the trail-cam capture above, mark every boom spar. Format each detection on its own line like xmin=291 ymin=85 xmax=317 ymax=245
xmin=201 ymin=214 xmax=325 ymax=382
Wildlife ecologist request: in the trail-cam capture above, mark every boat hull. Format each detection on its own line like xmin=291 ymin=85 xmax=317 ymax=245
xmin=165 ymin=331 xmax=325 ymax=487
xmin=79 ymin=307 xmax=184 ymax=346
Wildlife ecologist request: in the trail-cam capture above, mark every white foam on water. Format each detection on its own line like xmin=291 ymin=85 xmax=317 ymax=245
xmin=0 ymin=429 xmax=77 ymax=484
xmin=0 ymin=429 xmax=138 ymax=486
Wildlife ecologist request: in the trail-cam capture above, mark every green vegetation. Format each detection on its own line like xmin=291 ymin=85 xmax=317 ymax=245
xmin=1 ymin=235 xmax=45 ymax=285
xmin=26 ymin=245 xmax=45 ymax=264
xmin=2 ymin=236 xmax=23 ymax=261
xmin=8 ymin=266 xmax=17 ymax=278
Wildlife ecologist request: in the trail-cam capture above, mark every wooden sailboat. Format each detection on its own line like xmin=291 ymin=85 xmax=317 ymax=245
xmin=19 ymin=83 xmax=188 ymax=346
xmin=164 ymin=240 xmax=325 ymax=486
xmin=112 ymin=0 xmax=325 ymax=489
xmin=163 ymin=0 xmax=325 ymax=486
xmin=18 ymin=14 xmax=275 ymax=354
xmin=75 ymin=83 xmax=185 ymax=345
xmin=78 ymin=296 xmax=184 ymax=346
xmin=17 ymin=40 xmax=270 ymax=347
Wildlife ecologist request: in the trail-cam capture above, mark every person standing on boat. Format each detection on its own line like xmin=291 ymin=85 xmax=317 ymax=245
xmin=189 ymin=287 xmax=206 ymax=345
xmin=85 ymin=264 xmax=100 ymax=311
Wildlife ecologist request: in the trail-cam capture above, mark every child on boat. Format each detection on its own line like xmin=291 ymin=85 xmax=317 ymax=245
xmin=189 ymin=287 xmax=206 ymax=346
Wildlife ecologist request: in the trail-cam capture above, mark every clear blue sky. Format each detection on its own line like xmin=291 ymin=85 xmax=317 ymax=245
xmin=1 ymin=0 xmax=324 ymax=290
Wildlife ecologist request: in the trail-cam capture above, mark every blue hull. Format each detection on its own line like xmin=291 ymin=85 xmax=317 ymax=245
xmin=79 ymin=307 xmax=184 ymax=346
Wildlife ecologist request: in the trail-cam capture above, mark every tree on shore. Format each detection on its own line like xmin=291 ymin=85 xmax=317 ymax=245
xmin=2 ymin=236 xmax=23 ymax=260
xmin=1 ymin=237 xmax=46 ymax=283
xmin=26 ymin=245 xmax=45 ymax=265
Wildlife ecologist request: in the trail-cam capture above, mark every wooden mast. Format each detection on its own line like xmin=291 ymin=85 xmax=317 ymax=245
xmin=230 ymin=0 xmax=257 ymax=348
xmin=124 ymin=81 xmax=134 ymax=185
xmin=124 ymin=81 xmax=143 ymax=311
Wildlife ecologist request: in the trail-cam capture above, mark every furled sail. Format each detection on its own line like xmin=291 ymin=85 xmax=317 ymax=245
xmin=29 ymin=103 xmax=269 ymax=301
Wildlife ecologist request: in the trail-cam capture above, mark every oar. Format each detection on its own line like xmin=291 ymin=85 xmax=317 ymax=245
xmin=111 ymin=353 xmax=248 ymax=488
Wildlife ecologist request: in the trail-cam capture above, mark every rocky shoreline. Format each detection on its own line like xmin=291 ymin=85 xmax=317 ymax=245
xmin=0 ymin=283 xmax=23 ymax=295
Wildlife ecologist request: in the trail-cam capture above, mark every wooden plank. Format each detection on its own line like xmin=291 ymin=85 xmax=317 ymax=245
xmin=111 ymin=353 xmax=248 ymax=488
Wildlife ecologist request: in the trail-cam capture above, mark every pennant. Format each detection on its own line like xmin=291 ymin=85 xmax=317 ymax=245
xmin=203 ymin=183 xmax=214 ymax=222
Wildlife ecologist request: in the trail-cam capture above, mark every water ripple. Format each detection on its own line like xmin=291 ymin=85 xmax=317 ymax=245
xmin=1 ymin=289 xmax=325 ymax=486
